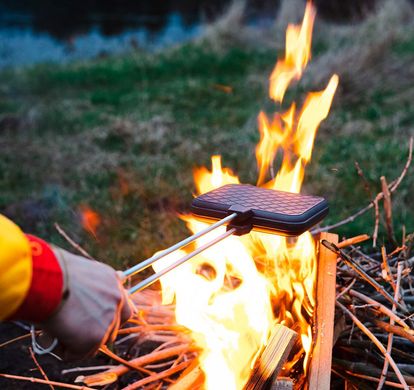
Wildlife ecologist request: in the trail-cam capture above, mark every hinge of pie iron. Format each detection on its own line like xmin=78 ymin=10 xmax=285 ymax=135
xmin=226 ymin=204 xmax=254 ymax=236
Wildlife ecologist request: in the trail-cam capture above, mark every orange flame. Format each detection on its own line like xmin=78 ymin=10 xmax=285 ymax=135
xmin=269 ymin=2 xmax=316 ymax=103
xmin=194 ymin=155 xmax=239 ymax=195
xmin=153 ymin=2 xmax=338 ymax=388
xmin=80 ymin=206 xmax=100 ymax=237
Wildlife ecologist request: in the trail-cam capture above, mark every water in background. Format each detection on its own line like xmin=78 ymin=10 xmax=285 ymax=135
xmin=0 ymin=0 xmax=377 ymax=69
xmin=0 ymin=12 xmax=205 ymax=68
xmin=0 ymin=0 xmax=270 ymax=68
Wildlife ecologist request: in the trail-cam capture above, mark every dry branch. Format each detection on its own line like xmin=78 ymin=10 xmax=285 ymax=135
xmin=0 ymin=373 xmax=95 ymax=390
xmin=80 ymin=344 xmax=197 ymax=386
xmin=337 ymin=234 xmax=370 ymax=249
xmin=29 ymin=347 xmax=54 ymax=390
xmin=335 ymin=301 xmax=409 ymax=389
xmin=322 ymin=240 xmax=407 ymax=313
xmin=54 ymin=223 xmax=93 ymax=259
xmin=121 ymin=361 xmax=192 ymax=390
xmin=381 ymin=176 xmax=396 ymax=246
xmin=377 ymin=262 xmax=403 ymax=389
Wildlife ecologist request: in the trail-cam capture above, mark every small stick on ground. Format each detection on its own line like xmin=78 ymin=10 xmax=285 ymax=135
xmin=61 ymin=366 xmax=117 ymax=375
xmin=29 ymin=347 xmax=54 ymax=390
xmin=0 ymin=332 xmax=38 ymax=349
xmin=0 ymin=373 xmax=95 ymax=390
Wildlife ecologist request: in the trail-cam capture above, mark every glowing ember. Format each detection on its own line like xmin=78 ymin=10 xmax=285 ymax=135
xmin=153 ymin=2 xmax=338 ymax=388
xmin=80 ymin=206 xmax=101 ymax=238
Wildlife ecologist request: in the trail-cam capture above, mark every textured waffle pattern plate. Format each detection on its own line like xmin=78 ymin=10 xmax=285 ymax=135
xmin=191 ymin=184 xmax=328 ymax=236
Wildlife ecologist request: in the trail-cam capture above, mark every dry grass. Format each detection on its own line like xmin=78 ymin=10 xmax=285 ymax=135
xmin=0 ymin=0 xmax=413 ymax=266
xmin=306 ymin=0 xmax=414 ymax=100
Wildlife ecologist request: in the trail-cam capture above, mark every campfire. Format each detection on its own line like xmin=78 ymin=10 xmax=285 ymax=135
xmin=70 ymin=3 xmax=340 ymax=389
xmin=149 ymin=3 xmax=337 ymax=388
xmin=114 ymin=2 xmax=338 ymax=389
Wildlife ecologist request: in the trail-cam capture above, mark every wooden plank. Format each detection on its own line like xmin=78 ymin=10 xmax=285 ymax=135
xmin=308 ymin=232 xmax=338 ymax=390
xmin=245 ymin=324 xmax=298 ymax=390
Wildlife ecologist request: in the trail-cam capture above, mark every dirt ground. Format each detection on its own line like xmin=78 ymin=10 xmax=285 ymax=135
xmin=0 ymin=322 xmax=110 ymax=389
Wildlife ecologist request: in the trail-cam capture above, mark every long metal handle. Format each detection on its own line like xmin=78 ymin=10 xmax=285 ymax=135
xmin=129 ymin=227 xmax=236 ymax=294
xmin=123 ymin=213 xmax=238 ymax=277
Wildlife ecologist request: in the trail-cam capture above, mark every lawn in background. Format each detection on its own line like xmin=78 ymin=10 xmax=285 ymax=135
xmin=0 ymin=0 xmax=413 ymax=268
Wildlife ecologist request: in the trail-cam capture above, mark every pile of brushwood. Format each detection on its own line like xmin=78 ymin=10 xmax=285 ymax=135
xmin=0 ymin=138 xmax=413 ymax=390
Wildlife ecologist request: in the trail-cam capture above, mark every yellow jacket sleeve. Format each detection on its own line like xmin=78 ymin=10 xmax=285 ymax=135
xmin=0 ymin=214 xmax=32 ymax=320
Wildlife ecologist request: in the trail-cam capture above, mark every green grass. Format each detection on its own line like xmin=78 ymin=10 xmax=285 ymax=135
xmin=0 ymin=32 xmax=413 ymax=267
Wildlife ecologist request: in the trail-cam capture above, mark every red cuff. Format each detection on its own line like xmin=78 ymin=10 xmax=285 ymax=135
xmin=10 ymin=235 xmax=63 ymax=322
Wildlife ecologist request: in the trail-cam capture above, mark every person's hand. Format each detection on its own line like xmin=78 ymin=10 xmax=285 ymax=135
xmin=41 ymin=248 xmax=135 ymax=360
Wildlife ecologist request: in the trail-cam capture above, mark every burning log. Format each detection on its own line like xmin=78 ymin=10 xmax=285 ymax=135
xmin=245 ymin=325 xmax=298 ymax=390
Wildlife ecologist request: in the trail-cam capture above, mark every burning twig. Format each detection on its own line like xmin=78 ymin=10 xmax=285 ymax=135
xmin=245 ymin=324 xmax=298 ymax=390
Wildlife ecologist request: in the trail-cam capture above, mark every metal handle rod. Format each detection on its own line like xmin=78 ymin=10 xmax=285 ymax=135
xmin=123 ymin=213 xmax=238 ymax=277
xmin=129 ymin=227 xmax=236 ymax=294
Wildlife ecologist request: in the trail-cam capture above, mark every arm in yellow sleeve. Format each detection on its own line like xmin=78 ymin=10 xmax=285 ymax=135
xmin=0 ymin=214 xmax=32 ymax=320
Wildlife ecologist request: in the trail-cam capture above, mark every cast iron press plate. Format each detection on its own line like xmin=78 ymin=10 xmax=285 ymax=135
xmin=191 ymin=184 xmax=328 ymax=236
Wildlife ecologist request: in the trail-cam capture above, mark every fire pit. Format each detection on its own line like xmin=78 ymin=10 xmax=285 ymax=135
xmin=73 ymin=2 xmax=341 ymax=389
xmin=118 ymin=2 xmax=339 ymax=388
xmin=117 ymin=2 xmax=337 ymax=389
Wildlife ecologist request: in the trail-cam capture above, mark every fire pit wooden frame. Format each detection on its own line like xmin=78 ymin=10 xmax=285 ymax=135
xmin=308 ymin=232 xmax=338 ymax=390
